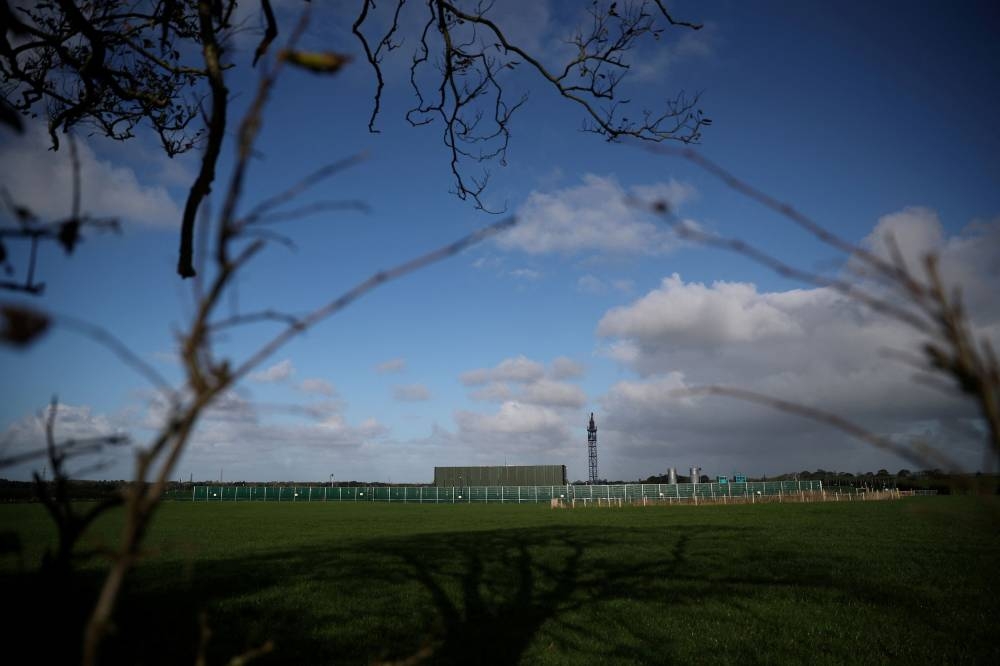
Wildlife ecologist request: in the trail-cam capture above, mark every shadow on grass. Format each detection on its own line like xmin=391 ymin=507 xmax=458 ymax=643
xmin=118 ymin=523 xmax=834 ymax=664
xmin=2 ymin=520 xmax=962 ymax=665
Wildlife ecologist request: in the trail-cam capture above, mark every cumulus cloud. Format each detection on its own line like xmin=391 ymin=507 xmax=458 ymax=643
xmin=129 ymin=390 xmax=385 ymax=480
xmin=857 ymin=207 xmax=1000 ymax=323
xmin=550 ymin=356 xmax=585 ymax=380
xmin=251 ymin=359 xmax=295 ymax=383
xmin=445 ymin=399 xmax=579 ymax=467
xmin=469 ymin=382 xmax=514 ymax=403
xmin=520 ymin=379 xmax=587 ymax=408
xmin=593 ymin=209 xmax=1000 ymax=478
xmin=392 ymin=384 xmax=432 ymax=402
xmin=375 ymin=358 xmax=407 ymax=374
xmin=461 ymin=355 xmax=587 ymax=406
xmin=0 ymin=403 xmax=130 ymax=478
xmin=598 ymin=273 xmax=808 ymax=352
xmin=446 ymin=353 xmax=591 ymax=471
xmin=0 ymin=125 xmax=182 ymax=228
xmin=496 ymin=174 xmax=695 ymax=255
xmin=460 ymin=355 xmax=546 ymax=386
xmin=299 ymin=378 xmax=336 ymax=396
xmin=455 ymin=401 xmax=568 ymax=436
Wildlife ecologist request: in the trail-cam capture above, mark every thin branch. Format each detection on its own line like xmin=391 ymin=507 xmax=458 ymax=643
xmin=640 ymin=145 xmax=922 ymax=296
xmin=0 ymin=434 xmax=130 ymax=469
xmin=652 ymin=1 xmax=703 ymax=30
xmin=236 ymin=153 xmax=367 ymax=229
xmin=251 ymin=200 xmax=370 ymax=225
xmin=231 ymin=215 xmax=517 ymax=382
xmin=57 ymin=314 xmax=176 ymax=399
xmin=207 ymin=309 xmax=302 ymax=332
xmin=681 ymin=385 xmax=963 ymax=472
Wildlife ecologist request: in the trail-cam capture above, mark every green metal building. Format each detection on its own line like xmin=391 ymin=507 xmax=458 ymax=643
xmin=433 ymin=465 xmax=566 ymax=487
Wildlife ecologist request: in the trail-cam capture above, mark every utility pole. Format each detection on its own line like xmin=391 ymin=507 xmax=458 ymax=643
xmin=588 ymin=412 xmax=599 ymax=485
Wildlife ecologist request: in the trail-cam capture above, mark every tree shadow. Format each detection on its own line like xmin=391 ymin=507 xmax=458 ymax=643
xmin=5 ymin=519 xmax=988 ymax=664
xmin=103 ymin=523 xmax=832 ymax=664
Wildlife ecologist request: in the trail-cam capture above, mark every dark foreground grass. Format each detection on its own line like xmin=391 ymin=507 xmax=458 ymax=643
xmin=1 ymin=497 xmax=997 ymax=665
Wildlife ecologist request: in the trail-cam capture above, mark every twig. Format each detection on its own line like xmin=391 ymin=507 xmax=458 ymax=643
xmin=231 ymin=215 xmax=517 ymax=382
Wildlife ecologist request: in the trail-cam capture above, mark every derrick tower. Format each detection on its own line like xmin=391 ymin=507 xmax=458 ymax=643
xmin=587 ymin=412 xmax=599 ymax=484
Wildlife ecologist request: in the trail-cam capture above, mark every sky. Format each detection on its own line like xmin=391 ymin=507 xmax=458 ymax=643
xmin=1 ymin=0 xmax=999 ymax=483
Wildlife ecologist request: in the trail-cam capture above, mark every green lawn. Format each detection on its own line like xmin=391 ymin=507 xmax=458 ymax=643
xmin=1 ymin=497 xmax=997 ymax=664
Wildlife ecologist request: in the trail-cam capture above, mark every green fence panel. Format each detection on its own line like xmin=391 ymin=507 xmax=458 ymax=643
xmin=183 ymin=480 xmax=826 ymax=503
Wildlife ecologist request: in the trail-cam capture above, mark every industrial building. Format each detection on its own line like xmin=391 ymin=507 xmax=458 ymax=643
xmin=433 ymin=465 xmax=567 ymax=487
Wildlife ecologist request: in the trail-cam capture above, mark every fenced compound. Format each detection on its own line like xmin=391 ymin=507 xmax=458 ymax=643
xmin=167 ymin=480 xmax=824 ymax=504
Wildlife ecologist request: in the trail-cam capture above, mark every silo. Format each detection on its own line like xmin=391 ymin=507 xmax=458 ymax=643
xmin=667 ymin=467 xmax=678 ymax=484
xmin=690 ymin=466 xmax=700 ymax=484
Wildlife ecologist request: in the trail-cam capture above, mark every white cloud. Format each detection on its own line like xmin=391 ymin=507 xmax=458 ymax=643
xmin=550 ymin=356 xmax=585 ymax=380
xmin=251 ymin=359 xmax=295 ymax=383
xmin=598 ymin=273 xmax=807 ymax=352
xmin=497 ymin=174 xmax=695 ymax=255
xmin=131 ymin=389 xmax=386 ymax=480
xmin=0 ymin=124 xmax=182 ymax=228
xmin=299 ymin=378 xmax=336 ymax=396
xmin=460 ymin=355 xmax=546 ymax=386
xmin=461 ymin=355 xmax=587 ymax=405
xmin=508 ymin=268 xmax=542 ymax=280
xmin=445 ymin=351 xmax=590 ymax=471
xmin=592 ymin=209 xmax=1000 ymax=477
xmin=859 ymin=206 xmax=944 ymax=267
xmin=375 ymin=358 xmax=407 ymax=374
xmin=393 ymin=384 xmax=431 ymax=402
xmin=455 ymin=401 xmax=567 ymax=436
xmin=0 ymin=403 xmax=130 ymax=478
xmin=856 ymin=207 xmax=1000 ymax=323
xmin=521 ymin=379 xmax=587 ymax=408
xmin=469 ymin=382 xmax=514 ymax=403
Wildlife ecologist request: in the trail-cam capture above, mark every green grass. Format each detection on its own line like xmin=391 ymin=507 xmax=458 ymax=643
xmin=1 ymin=497 xmax=997 ymax=664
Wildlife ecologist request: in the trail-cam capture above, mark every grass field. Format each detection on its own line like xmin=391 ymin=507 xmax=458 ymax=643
xmin=1 ymin=497 xmax=998 ymax=664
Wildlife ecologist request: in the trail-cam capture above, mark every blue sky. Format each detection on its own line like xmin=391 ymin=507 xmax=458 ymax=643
xmin=2 ymin=0 xmax=998 ymax=483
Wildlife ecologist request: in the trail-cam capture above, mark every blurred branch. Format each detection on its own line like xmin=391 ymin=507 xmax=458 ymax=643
xmin=58 ymin=314 xmax=176 ymax=399
xmin=231 ymin=214 xmax=516 ymax=383
xmin=78 ymin=8 xmax=519 ymax=663
xmin=679 ymin=385 xmax=962 ymax=472
xmin=0 ymin=433 xmax=128 ymax=469
xmin=30 ymin=398 xmax=127 ymax=579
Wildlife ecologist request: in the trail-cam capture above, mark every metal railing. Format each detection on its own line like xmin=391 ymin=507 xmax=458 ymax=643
xmin=169 ymin=480 xmax=824 ymax=504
